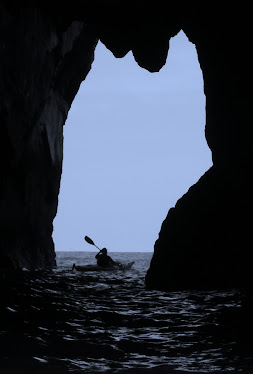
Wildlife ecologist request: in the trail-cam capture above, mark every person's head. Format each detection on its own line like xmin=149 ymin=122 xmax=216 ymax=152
xmin=101 ymin=248 xmax=107 ymax=255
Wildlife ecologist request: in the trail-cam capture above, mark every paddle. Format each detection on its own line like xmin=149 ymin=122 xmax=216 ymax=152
xmin=84 ymin=236 xmax=102 ymax=252
xmin=84 ymin=236 xmax=123 ymax=268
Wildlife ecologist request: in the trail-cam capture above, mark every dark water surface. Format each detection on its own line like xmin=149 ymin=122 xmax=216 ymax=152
xmin=1 ymin=251 xmax=253 ymax=373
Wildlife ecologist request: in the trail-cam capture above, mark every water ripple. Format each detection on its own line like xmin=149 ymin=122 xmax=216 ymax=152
xmin=1 ymin=251 xmax=253 ymax=373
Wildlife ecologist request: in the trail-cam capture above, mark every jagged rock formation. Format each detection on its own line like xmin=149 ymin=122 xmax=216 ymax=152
xmin=145 ymin=10 xmax=253 ymax=289
xmin=0 ymin=4 xmax=252 ymax=289
xmin=0 ymin=5 xmax=98 ymax=268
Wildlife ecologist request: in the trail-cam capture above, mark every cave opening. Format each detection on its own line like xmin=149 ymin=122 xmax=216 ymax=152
xmin=53 ymin=30 xmax=212 ymax=253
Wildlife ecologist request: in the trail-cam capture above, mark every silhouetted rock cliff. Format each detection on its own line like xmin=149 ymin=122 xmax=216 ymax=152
xmin=0 ymin=5 xmax=98 ymax=268
xmin=1 ymin=4 xmax=252 ymax=289
xmin=146 ymin=9 xmax=253 ymax=289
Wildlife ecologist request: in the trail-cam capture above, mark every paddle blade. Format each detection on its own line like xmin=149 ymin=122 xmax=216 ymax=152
xmin=84 ymin=236 xmax=95 ymax=245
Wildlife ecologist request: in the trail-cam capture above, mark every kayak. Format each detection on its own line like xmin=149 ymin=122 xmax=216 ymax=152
xmin=72 ymin=261 xmax=135 ymax=272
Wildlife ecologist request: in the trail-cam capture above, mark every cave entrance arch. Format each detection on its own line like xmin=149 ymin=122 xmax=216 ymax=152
xmin=53 ymin=31 xmax=212 ymax=253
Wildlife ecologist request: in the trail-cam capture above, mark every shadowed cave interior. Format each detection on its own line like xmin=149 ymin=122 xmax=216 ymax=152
xmin=0 ymin=4 xmax=252 ymax=290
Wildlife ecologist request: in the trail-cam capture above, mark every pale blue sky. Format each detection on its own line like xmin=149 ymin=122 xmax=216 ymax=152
xmin=53 ymin=31 xmax=212 ymax=252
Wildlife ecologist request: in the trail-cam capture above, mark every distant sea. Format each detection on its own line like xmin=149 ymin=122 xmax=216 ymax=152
xmin=1 ymin=251 xmax=253 ymax=373
xmin=56 ymin=251 xmax=152 ymax=274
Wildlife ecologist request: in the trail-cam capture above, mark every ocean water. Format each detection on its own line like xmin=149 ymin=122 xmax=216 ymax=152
xmin=1 ymin=251 xmax=253 ymax=373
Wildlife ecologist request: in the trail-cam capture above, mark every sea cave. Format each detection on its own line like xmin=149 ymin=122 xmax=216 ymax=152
xmin=0 ymin=4 xmax=252 ymax=290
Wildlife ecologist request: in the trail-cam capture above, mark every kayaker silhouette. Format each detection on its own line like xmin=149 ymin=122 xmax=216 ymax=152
xmin=95 ymin=248 xmax=116 ymax=268
xmin=71 ymin=237 xmax=135 ymax=271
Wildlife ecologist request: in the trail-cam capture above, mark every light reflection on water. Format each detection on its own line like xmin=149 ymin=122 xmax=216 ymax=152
xmin=1 ymin=251 xmax=253 ymax=373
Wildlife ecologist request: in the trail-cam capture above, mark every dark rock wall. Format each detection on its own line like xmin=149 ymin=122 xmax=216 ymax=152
xmin=146 ymin=11 xmax=253 ymax=289
xmin=0 ymin=5 xmax=98 ymax=268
